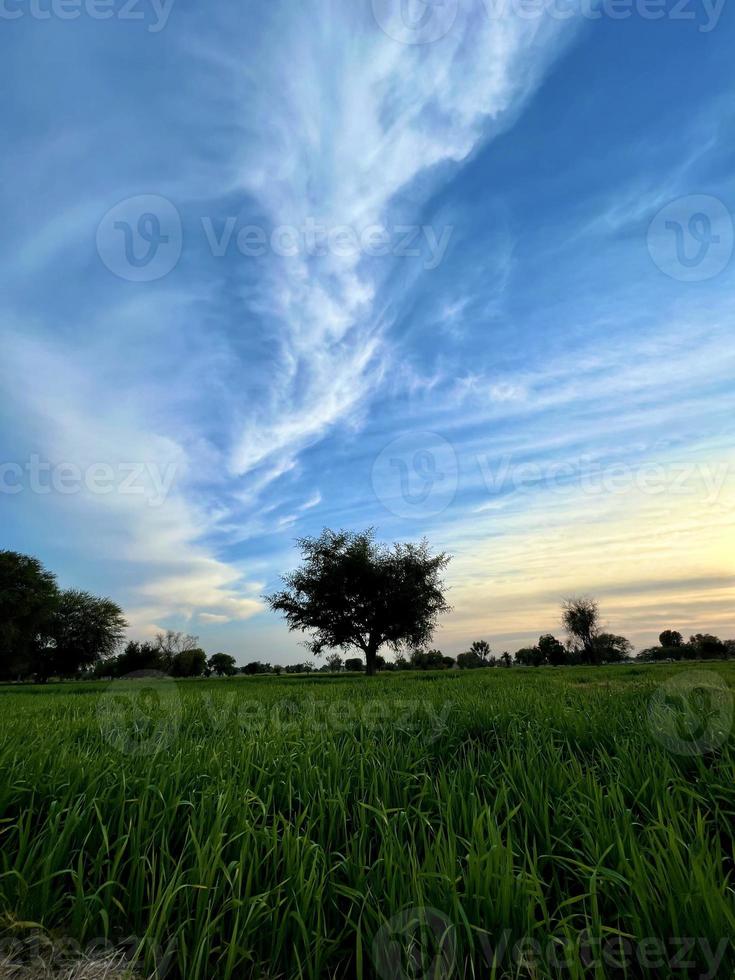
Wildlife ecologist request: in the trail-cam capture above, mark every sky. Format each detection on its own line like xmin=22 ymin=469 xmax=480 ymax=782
xmin=1 ymin=0 xmax=734 ymax=664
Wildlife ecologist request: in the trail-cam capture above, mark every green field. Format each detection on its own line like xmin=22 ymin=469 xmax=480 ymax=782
xmin=1 ymin=663 xmax=733 ymax=979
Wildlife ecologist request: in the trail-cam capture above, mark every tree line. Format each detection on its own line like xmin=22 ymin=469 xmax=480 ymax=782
xmin=2 ymin=538 xmax=733 ymax=682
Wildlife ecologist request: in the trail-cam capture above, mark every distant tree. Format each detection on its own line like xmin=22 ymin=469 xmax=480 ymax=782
xmin=690 ymin=634 xmax=726 ymax=660
xmin=500 ymin=652 xmax=512 ymax=668
xmin=100 ymin=640 xmax=160 ymax=678
xmin=0 ymin=551 xmax=58 ymax=680
xmin=265 ymin=529 xmax=451 ymax=675
xmin=47 ymin=589 xmax=127 ymax=678
xmin=468 ymin=640 xmax=492 ymax=664
xmin=170 ymin=648 xmax=207 ymax=677
xmin=208 ymin=652 xmax=237 ymax=676
xmin=393 ymin=652 xmax=410 ymax=670
xmin=442 ymin=656 xmax=456 ymax=669
xmin=325 ymin=653 xmax=344 ymax=672
xmin=409 ymin=648 xmax=446 ymax=670
xmin=154 ymin=631 xmax=200 ymax=672
xmin=457 ymin=649 xmax=485 ymax=669
xmin=538 ymin=634 xmax=567 ymax=666
xmin=375 ymin=654 xmax=387 ymax=671
xmin=592 ymin=633 xmax=632 ymax=663
xmin=242 ymin=660 xmax=271 ymax=675
xmin=515 ymin=646 xmax=544 ymax=667
xmin=344 ymin=658 xmax=364 ymax=672
xmin=659 ymin=629 xmax=683 ymax=649
xmin=562 ymin=597 xmax=601 ymax=663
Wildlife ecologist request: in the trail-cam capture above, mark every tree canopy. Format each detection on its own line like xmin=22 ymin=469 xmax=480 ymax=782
xmin=266 ymin=529 xmax=451 ymax=675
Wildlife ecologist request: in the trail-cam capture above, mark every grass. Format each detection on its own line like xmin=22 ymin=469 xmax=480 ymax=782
xmin=0 ymin=663 xmax=733 ymax=979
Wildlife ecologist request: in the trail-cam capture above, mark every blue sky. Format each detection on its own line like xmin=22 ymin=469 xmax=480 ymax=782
xmin=1 ymin=0 xmax=734 ymax=663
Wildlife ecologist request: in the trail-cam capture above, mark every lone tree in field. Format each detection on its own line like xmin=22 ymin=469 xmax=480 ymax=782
xmin=266 ymin=529 xmax=451 ymax=676
xmin=562 ymin=596 xmax=600 ymax=663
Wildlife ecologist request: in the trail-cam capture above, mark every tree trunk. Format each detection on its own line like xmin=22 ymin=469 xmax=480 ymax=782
xmin=365 ymin=638 xmax=378 ymax=676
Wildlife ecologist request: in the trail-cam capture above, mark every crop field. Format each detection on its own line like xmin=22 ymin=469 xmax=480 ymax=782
xmin=1 ymin=663 xmax=734 ymax=979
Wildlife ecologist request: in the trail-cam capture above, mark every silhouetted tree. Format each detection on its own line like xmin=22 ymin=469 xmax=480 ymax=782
xmin=562 ymin=596 xmax=601 ymax=663
xmin=170 ymin=648 xmax=207 ymax=677
xmin=659 ymin=629 xmax=683 ymax=649
xmin=266 ymin=529 xmax=451 ymax=676
xmin=0 ymin=551 xmax=58 ymax=680
xmin=690 ymin=634 xmax=726 ymax=660
xmin=538 ymin=633 xmax=567 ymax=666
xmin=591 ymin=633 xmax=632 ymax=663
xmin=409 ymin=648 xmax=446 ymax=670
xmin=325 ymin=653 xmax=344 ymax=672
xmin=468 ymin=640 xmax=491 ymax=664
xmin=457 ymin=651 xmax=481 ymax=668
xmin=344 ymin=658 xmax=364 ymax=672
xmin=208 ymin=652 xmax=237 ymax=676
xmin=45 ymin=589 xmax=127 ymax=679
xmin=154 ymin=631 xmax=200 ymax=672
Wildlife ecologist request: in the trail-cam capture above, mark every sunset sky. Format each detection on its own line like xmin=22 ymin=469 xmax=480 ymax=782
xmin=1 ymin=0 xmax=733 ymax=662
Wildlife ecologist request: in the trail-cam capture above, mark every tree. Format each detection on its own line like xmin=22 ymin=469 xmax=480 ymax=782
xmin=344 ymin=658 xmax=364 ymax=672
xmin=100 ymin=640 xmax=161 ymax=678
xmin=500 ymin=652 xmax=512 ymax=668
xmin=468 ymin=640 xmax=491 ymax=664
xmin=538 ymin=634 xmax=567 ymax=666
xmin=170 ymin=648 xmax=207 ymax=677
xmin=48 ymin=589 xmax=127 ymax=678
xmin=409 ymin=648 xmax=446 ymax=670
xmin=591 ymin=633 xmax=632 ymax=663
xmin=0 ymin=551 xmax=58 ymax=680
xmin=209 ymin=652 xmax=237 ymax=676
xmin=515 ymin=646 xmax=544 ymax=667
xmin=154 ymin=631 xmax=200 ymax=672
xmin=242 ymin=660 xmax=272 ymax=675
xmin=659 ymin=629 xmax=683 ymax=649
xmin=265 ymin=529 xmax=451 ymax=676
xmin=562 ymin=596 xmax=601 ymax=663
xmin=325 ymin=653 xmax=344 ymax=672
xmin=457 ymin=649 xmax=484 ymax=669
xmin=690 ymin=634 xmax=725 ymax=660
